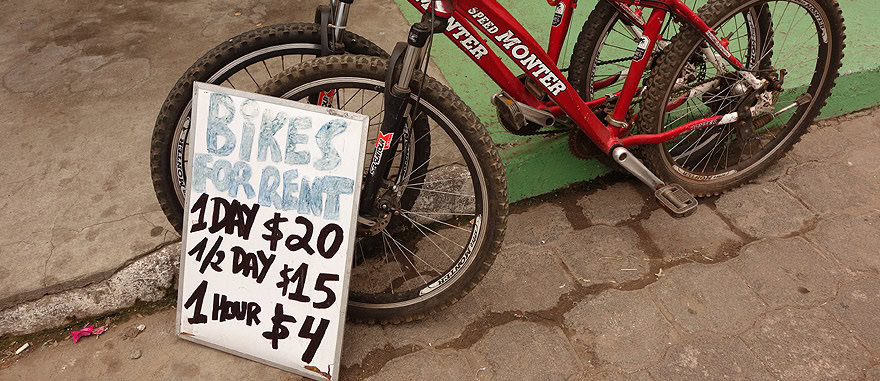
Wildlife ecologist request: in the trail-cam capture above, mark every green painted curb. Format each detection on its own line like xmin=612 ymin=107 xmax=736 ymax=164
xmin=393 ymin=0 xmax=878 ymax=202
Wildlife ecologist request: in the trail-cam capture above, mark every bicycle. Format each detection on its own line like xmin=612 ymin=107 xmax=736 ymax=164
xmin=152 ymin=0 xmax=845 ymax=323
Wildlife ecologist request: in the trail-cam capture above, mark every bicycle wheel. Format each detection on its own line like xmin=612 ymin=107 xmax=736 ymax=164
xmin=567 ymin=0 xmax=771 ymax=125
xmin=639 ymin=0 xmax=844 ymax=196
xmin=150 ymin=23 xmax=387 ymax=233
xmin=260 ymin=55 xmax=508 ymax=323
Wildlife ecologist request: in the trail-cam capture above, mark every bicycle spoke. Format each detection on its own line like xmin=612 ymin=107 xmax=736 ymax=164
xmin=382 ymin=230 xmax=428 ymax=285
xmin=401 ymin=210 xmax=472 ymax=232
xmin=243 ymin=67 xmax=259 ymax=87
xmin=399 ymin=213 xmax=457 ymax=263
xmin=262 ymin=60 xmax=271 ymax=78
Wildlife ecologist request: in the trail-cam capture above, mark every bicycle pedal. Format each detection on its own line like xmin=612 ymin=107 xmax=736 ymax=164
xmin=492 ymin=92 xmax=528 ymax=134
xmin=655 ymin=183 xmax=698 ymax=217
xmin=492 ymin=92 xmax=555 ymax=136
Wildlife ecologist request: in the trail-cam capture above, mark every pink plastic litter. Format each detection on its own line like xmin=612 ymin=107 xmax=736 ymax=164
xmin=71 ymin=325 xmax=107 ymax=343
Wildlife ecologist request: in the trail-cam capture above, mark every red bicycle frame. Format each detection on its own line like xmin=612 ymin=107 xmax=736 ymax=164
xmin=406 ymin=0 xmax=746 ymax=153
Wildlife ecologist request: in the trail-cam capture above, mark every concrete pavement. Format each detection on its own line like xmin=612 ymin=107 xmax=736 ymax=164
xmin=2 ymin=0 xmax=880 ymax=378
xmin=2 ymin=108 xmax=879 ymax=379
xmin=0 ymin=0 xmax=423 ymax=334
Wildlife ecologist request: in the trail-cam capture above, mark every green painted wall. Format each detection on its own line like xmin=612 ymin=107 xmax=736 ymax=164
xmin=394 ymin=0 xmax=878 ymax=202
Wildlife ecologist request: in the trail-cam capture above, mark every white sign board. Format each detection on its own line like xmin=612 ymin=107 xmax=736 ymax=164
xmin=177 ymin=82 xmax=368 ymax=381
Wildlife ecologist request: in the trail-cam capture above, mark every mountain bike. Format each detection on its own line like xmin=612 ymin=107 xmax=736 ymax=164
xmin=152 ymin=0 xmax=845 ymax=323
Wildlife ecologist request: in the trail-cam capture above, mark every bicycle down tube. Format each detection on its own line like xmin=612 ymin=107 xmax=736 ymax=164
xmin=406 ymin=0 xmax=750 ymax=153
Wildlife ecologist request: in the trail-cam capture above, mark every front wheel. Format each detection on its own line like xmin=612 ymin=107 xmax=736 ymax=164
xmin=639 ymin=0 xmax=845 ymax=196
xmin=261 ymin=55 xmax=509 ymax=323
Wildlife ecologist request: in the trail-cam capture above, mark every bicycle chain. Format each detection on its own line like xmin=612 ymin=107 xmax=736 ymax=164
xmin=596 ymin=56 xmax=637 ymax=67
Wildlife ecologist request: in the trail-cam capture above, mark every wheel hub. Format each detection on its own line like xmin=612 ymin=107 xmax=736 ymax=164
xmin=357 ymin=193 xmax=400 ymax=237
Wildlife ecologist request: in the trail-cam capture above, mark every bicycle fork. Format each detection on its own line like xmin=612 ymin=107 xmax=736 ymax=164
xmin=358 ymin=14 xmax=448 ymax=217
xmin=316 ymin=0 xmax=353 ymax=56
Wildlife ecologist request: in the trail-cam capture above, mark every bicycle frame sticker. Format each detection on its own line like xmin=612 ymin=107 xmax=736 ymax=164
xmin=551 ymin=3 xmax=565 ymax=27
xmin=318 ymin=89 xmax=336 ymax=108
xmin=483 ymin=12 xmax=568 ymax=95
xmin=446 ymin=17 xmax=491 ymax=59
xmin=376 ymin=131 xmax=394 ymax=150
xmin=633 ymin=36 xmax=651 ymax=62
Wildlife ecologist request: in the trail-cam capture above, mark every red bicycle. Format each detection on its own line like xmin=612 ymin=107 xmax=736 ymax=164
xmin=153 ymin=0 xmax=845 ymax=323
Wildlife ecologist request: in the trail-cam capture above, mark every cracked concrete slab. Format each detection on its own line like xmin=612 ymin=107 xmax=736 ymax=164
xmin=647 ymin=334 xmax=773 ymax=379
xmin=714 ymin=182 xmax=815 ymax=238
xmin=380 ymin=292 xmax=484 ymax=349
xmin=832 ymin=108 xmax=880 ymax=145
xmin=826 ymin=277 xmax=880 ymax=357
xmin=551 ymin=225 xmax=653 ymax=285
xmin=505 ymin=202 xmax=572 ymax=246
xmin=575 ymin=369 xmax=655 ymax=380
xmin=575 ymin=181 xmax=648 ymax=226
xmin=728 ymin=237 xmax=840 ymax=308
xmin=780 ymin=161 xmax=877 ymax=215
xmin=364 ymin=349 xmax=477 ymax=381
xmin=465 ymin=244 xmax=574 ymax=313
xmin=651 ymin=263 xmax=768 ymax=335
xmin=640 ymin=206 xmax=744 ymax=261
xmin=869 ymin=366 xmax=880 ymax=380
xmin=564 ymin=289 xmax=680 ymax=372
xmin=0 ymin=231 xmax=53 ymax=308
xmin=470 ymin=321 xmax=581 ymax=381
xmin=753 ymin=154 xmax=797 ymax=184
xmin=341 ymin=323 xmax=390 ymax=369
xmin=741 ymin=307 xmax=873 ymax=380
xmin=807 ymin=213 xmax=880 ymax=274
xmin=789 ymin=124 xmax=852 ymax=163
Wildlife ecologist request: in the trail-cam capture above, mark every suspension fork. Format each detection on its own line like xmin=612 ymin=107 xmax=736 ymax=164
xmin=312 ymin=1 xmax=353 ymax=105
xmin=329 ymin=0 xmax=352 ymax=46
xmin=316 ymin=0 xmax=353 ymax=57
xmin=358 ymin=15 xmax=447 ymax=215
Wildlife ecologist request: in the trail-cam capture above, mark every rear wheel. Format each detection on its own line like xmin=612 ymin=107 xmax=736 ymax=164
xmin=567 ymin=0 xmax=770 ymax=157
xmin=261 ymin=55 xmax=509 ymax=323
xmin=639 ymin=0 xmax=845 ymax=196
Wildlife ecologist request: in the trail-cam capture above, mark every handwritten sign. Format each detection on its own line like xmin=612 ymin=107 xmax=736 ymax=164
xmin=176 ymin=82 xmax=368 ymax=381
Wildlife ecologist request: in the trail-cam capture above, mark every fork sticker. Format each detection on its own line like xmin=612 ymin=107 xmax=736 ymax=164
xmin=368 ymin=132 xmax=394 ymax=175
xmin=376 ymin=132 xmax=394 ymax=149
